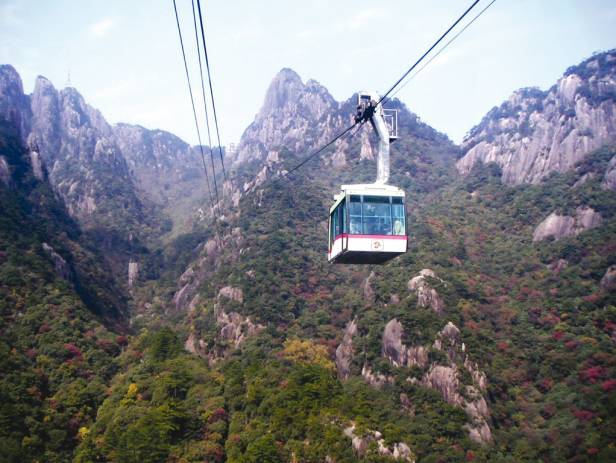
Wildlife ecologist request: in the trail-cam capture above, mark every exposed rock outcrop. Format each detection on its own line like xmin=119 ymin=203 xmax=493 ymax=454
xmin=128 ymin=260 xmax=139 ymax=288
xmin=458 ymin=50 xmax=616 ymax=184
xmin=344 ymin=423 xmax=416 ymax=462
xmin=218 ymin=286 xmax=243 ymax=303
xmin=41 ymin=243 xmax=71 ymax=281
xmin=600 ymin=265 xmax=616 ymax=290
xmin=335 ymin=318 xmax=357 ymax=380
xmin=603 ymin=155 xmax=616 ymax=191
xmin=361 ymin=364 xmax=393 ymax=388
xmin=361 ymin=271 xmax=376 ymax=303
xmin=382 ymin=319 xmax=428 ymax=368
xmin=231 ymin=68 xmax=342 ymax=167
xmin=0 ymin=65 xmax=31 ymax=138
xmin=0 ymin=156 xmax=10 ymax=187
xmin=113 ymin=123 xmax=208 ymax=207
xmin=548 ymin=258 xmax=568 ymax=274
xmin=407 ymin=269 xmax=445 ymax=313
xmin=376 ymin=318 xmax=492 ymax=444
xmin=532 ymin=207 xmax=602 ymax=241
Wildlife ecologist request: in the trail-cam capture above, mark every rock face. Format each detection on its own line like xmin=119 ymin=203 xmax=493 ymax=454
xmin=127 ymin=260 xmax=139 ymax=288
xmin=532 ymin=207 xmax=602 ymax=241
xmin=375 ymin=318 xmax=492 ymax=444
xmin=407 ymin=269 xmax=445 ymax=313
xmin=600 ymin=266 xmax=616 ymax=290
xmin=113 ymin=123 xmax=209 ymax=207
xmin=344 ymin=423 xmax=416 ymax=462
xmin=458 ymin=50 xmax=616 ymax=184
xmin=603 ymin=155 xmax=616 ymax=191
xmin=30 ymin=77 xmax=141 ymax=223
xmin=382 ymin=319 xmax=428 ymax=368
xmin=0 ymin=156 xmax=11 ymax=187
xmin=335 ymin=318 xmax=357 ymax=380
xmin=0 ymin=65 xmax=31 ymax=138
xmin=230 ymin=68 xmax=342 ymax=167
xmin=0 ymin=66 xmax=163 ymax=280
xmin=41 ymin=243 xmax=72 ymax=281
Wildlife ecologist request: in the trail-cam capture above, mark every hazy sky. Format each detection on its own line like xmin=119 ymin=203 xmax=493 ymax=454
xmin=1 ymin=0 xmax=615 ymax=146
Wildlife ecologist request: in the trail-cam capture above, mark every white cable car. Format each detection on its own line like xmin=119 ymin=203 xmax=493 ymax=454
xmin=328 ymin=92 xmax=407 ymax=264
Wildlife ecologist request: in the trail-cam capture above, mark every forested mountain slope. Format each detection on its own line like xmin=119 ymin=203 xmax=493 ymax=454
xmin=0 ymin=121 xmax=128 ymax=462
xmin=1 ymin=51 xmax=615 ymax=462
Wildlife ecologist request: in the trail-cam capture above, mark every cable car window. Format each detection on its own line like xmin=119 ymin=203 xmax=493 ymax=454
xmin=340 ymin=199 xmax=347 ymax=234
xmin=362 ymin=196 xmax=392 ymax=235
xmin=392 ymin=197 xmax=405 ymax=235
xmin=349 ymin=195 xmax=362 ymax=234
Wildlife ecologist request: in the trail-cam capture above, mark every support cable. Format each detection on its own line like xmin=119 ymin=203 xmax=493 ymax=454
xmin=389 ymin=0 xmax=497 ymax=101
xmin=172 ymin=0 xmax=215 ymax=209
xmin=191 ymin=0 xmax=220 ymax=206
xmin=377 ymin=0 xmax=482 ymax=105
xmin=195 ymin=0 xmax=228 ymax=181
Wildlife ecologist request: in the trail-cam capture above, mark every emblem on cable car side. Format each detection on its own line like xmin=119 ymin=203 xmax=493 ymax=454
xmin=371 ymin=239 xmax=384 ymax=251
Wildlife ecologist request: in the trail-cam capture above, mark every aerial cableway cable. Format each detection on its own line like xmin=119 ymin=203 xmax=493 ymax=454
xmin=195 ymin=0 xmax=228 ymax=181
xmin=389 ymin=0 xmax=497 ymax=100
xmin=172 ymin=0 xmax=215 ymax=211
xmin=377 ymin=0 xmax=482 ymax=105
xmin=281 ymin=0 xmax=488 ymax=181
xmin=284 ymin=121 xmax=360 ymax=178
xmin=190 ymin=0 xmax=220 ymax=206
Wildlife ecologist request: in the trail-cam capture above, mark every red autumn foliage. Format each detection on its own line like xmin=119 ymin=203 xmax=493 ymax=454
xmin=587 ymin=447 xmax=600 ymax=455
xmin=208 ymin=407 xmax=227 ymax=423
xmin=465 ymin=320 xmax=479 ymax=332
xmin=26 ymin=348 xmax=37 ymax=359
xmin=565 ymin=339 xmax=578 ymax=350
xmin=552 ymin=331 xmax=565 ymax=340
xmin=116 ymin=335 xmax=129 ymax=346
xmin=466 ymin=450 xmax=475 ymax=461
xmin=582 ymin=293 xmax=600 ymax=304
xmin=579 ymin=366 xmax=605 ymax=383
xmin=538 ymin=378 xmax=554 ymax=392
xmin=541 ymin=313 xmax=560 ymax=328
xmin=64 ymin=343 xmax=83 ymax=358
xmin=573 ymin=409 xmax=595 ymax=421
xmin=601 ymin=379 xmax=616 ymax=392
xmin=38 ymin=323 xmax=50 ymax=334
xmin=497 ymin=341 xmax=509 ymax=351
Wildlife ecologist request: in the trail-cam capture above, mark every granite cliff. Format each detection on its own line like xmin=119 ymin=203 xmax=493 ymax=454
xmin=458 ymin=50 xmax=616 ymax=184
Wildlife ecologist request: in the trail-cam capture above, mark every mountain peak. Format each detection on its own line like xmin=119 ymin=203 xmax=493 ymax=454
xmin=260 ymin=67 xmax=306 ymax=116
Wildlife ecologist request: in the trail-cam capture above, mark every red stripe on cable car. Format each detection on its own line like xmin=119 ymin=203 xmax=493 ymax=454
xmin=335 ymin=233 xmax=407 ymax=241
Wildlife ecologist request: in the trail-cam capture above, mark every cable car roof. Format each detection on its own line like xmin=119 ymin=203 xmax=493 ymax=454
xmin=331 ymin=183 xmax=405 ymax=212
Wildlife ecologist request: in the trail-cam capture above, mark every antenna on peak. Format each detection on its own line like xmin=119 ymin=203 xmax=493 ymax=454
xmin=65 ymin=69 xmax=72 ymax=88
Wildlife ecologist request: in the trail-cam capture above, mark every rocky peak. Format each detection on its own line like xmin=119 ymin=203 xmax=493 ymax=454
xmin=0 ymin=65 xmax=31 ymax=138
xmin=457 ymin=49 xmax=616 ymax=184
xmin=231 ymin=67 xmax=340 ymax=166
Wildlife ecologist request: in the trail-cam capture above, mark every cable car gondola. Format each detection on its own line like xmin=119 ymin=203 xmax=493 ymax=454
xmin=328 ymin=92 xmax=407 ymax=264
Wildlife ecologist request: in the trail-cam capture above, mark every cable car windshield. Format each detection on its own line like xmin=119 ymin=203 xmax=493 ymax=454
xmin=330 ymin=194 xmax=405 ymax=246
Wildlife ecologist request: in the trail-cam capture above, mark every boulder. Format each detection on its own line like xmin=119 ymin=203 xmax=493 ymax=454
xmin=407 ymin=269 xmax=445 ymax=313
xmin=533 ymin=207 xmax=602 ymax=242
xmin=600 ymin=266 xmax=616 ymax=290
xmin=335 ymin=318 xmax=357 ymax=380
xmin=218 ymin=286 xmax=243 ymax=303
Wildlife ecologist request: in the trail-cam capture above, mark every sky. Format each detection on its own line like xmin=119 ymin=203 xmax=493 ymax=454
xmin=1 ymin=0 xmax=615 ymax=147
